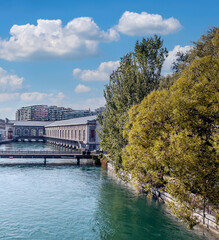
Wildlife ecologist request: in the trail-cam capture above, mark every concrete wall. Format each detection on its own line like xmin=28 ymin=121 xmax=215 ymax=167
xmin=45 ymin=121 xmax=100 ymax=150
xmin=45 ymin=125 xmax=87 ymax=142
xmin=15 ymin=126 xmax=45 ymax=137
xmin=106 ymin=160 xmax=219 ymax=236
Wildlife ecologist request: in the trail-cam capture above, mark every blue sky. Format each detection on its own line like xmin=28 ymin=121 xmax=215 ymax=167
xmin=0 ymin=0 xmax=218 ymax=119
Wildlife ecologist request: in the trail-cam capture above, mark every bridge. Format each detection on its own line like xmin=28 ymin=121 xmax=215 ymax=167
xmin=0 ymin=150 xmax=100 ymax=166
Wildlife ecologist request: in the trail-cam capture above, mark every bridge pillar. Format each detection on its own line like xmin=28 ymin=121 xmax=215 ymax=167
xmin=44 ymin=157 xmax=46 ymax=166
xmin=76 ymin=157 xmax=80 ymax=165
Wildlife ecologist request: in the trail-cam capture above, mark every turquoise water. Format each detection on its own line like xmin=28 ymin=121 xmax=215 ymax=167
xmin=0 ymin=143 xmax=216 ymax=239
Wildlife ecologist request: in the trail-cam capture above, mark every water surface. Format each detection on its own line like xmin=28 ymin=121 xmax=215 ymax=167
xmin=0 ymin=143 xmax=216 ymax=239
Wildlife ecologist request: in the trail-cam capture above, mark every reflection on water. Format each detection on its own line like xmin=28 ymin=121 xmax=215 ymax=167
xmin=0 ymin=141 xmax=71 ymax=152
xmin=0 ymin=142 xmax=81 ymax=164
xmin=0 ymin=143 xmax=217 ymax=240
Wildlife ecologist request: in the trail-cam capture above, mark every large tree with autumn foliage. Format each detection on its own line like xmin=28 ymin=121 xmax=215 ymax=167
xmin=122 ymin=51 xmax=219 ymax=228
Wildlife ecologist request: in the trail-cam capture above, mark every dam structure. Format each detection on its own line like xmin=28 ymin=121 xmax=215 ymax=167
xmin=4 ymin=116 xmax=100 ymax=151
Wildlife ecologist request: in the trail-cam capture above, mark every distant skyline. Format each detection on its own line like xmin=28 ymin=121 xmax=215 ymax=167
xmin=0 ymin=0 xmax=218 ymax=119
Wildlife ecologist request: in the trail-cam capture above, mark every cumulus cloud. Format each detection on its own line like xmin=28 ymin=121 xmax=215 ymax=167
xmin=0 ymin=93 xmax=19 ymax=102
xmin=73 ymin=60 xmax=120 ymax=81
xmin=65 ymin=97 xmax=105 ymax=111
xmin=0 ymin=91 xmax=64 ymax=102
xmin=163 ymin=45 xmax=192 ymax=73
xmin=0 ymin=107 xmax=12 ymax=112
xmin=74 ymin=84 xmax=91 ymax=93
xmin=20 ymin=92 xmax=65 ymax=102
xmin=116 ymin=11 xmax=182 ymax=36
xmin=0 ymin=67 xmax=24 ymax=91
xmin=0 ymin=18 xmax=119 ymax=61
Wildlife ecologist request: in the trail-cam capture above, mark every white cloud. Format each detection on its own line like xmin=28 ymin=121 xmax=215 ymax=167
xmin=73 ymin=60 xmax=120 ymax=81
xmin=20 ymin=92 xmax=65 ymax=102
xmin=163 ymin=45 xmax=192 ymax=73
xmin=0 ymin=107 xmax=12 ymax=112
xmin=65 ymin=97 xmax=105 ymax=111
xmin=74 ymin=84 xmax=91 ymax=93
xmin=86 ymin=97 xmax=106 ymax=109
xmin=0 ymin=18 xmax=120 ymax=61
xmin=0 ymin=93 xmax=19 ymax=102
xmin=55 ymin=92 xmax=65 ymax=101
xmin=116 ymin=11 xmax=182 ymax=36
xmin=0 ymin=67 xmax=24 ymax=91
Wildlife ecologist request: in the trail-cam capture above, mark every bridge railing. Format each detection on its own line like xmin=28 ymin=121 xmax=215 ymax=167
xmin=0 ymin=150 xmax=83 ymax=154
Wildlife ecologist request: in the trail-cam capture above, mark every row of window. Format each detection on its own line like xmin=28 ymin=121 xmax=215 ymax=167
xmin=46 ymin=129 xmax=86 ymax=141
xmin=16 ymin=128 xmax=44 ymax=136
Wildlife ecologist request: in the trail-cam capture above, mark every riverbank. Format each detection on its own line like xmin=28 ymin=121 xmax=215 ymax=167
xmin=105 ymin=159 xmax=219 ymax=237
xmin=0 ymin=141 xmax=217 ymax=239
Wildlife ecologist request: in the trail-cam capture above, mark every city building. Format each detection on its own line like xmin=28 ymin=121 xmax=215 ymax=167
xmin=16 ymin=105 xmax=48 ymax=121
xmin=3 ymin=116 xmax=100 ymax=150
xmin=63 ymin=109 xmax=97 ymax=120
xmin=45 ymin=116 xmax=100 ymax=150
xmin=15 ymin=105 xmax=104 ymax=121
xmin=5 ymin=120 xmax=50 ymax=141
xmin=0 ymin=129 xmax=5 ymax=141
xmin=95 ymin=107 xmax=105 ymax=114
xmin=0 ymin=120 xmax=5 ymax=140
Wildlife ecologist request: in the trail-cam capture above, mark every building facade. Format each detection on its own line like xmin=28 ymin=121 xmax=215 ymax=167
xmin=5 ymin=120 xmax=50 ymax=141
xmin=63 ymin=109 xmax=97 ymax=120
xmin=3 ymin=116 xmax=100 ymax=149
xmin=15 ymin=105 xmax=102 ymax=121
xmin=45 ymin=116 xmax=100 ymax=150
xmin=16 ymin=105 xmax=48 ymax=121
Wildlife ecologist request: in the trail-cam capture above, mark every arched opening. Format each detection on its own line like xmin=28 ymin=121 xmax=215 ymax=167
xmin=8 ymin=128 xmax=13 ymax=139
xmin=31 ymin=129 xmax=37 ymax=136
xmin=16 ymin=129 xmax=21 ymax=136
xmin=23 ymin=129 xmax=29 ymax=136
xmin=38 ymin=129 xmax=43 ymax=136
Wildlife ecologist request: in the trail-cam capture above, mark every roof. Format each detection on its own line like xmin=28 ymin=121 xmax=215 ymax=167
xmin=45 ymin=115 xmax=97 ymax=127
xmin=9 ymin=120 xmax=53 ymax=127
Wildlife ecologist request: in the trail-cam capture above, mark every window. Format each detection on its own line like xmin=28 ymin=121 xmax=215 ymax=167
xmin=39 ymin=129 xmax=43 ymax=136
xmin=89 ymin=129 xmax=95 ymax=142
xmin=83 ymin=130 xmax=85 ymax=141
xmin=31 ymin=129 xmax=37 ymax=136
xmin=79 ymin=130 xmax=81 ymax=140
xmin=16 ymin=129 xmax=21 ymax=136
xmin=23 ymin=129 xmax=29 ymax=136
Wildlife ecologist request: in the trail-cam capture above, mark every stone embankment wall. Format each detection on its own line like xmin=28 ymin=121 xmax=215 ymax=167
xmin=106 ymin=159 xmax=219 ymax=236
xmin=0 ymin=139 xmax=13 ymax=145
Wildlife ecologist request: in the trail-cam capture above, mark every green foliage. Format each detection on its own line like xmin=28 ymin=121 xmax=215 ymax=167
xmin=99 ymin=153 xmax=109 ymax=164
xmin=99 ymin=27 xmax=218 ymax=228
xmin=122 ymin=90 xmax=171 ymax=188
xmin=99 ymin=36 xmax=167 ymax=171
xmin=190 ymin=27 xmax=218 ymax=60
xmin=123 ymin=55 xmax=219 ymax=228
xmin=167 ymin=201 xmax=199 ymax=229
xmin=159 ymin=27 xmax=219 ymax=91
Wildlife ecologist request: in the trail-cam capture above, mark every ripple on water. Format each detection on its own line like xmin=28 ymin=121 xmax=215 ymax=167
xmin=0 ymin=142 xmax=217 ymax=240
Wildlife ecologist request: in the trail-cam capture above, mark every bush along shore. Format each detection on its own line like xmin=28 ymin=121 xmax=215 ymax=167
xmin=98 ymin=27 xmax=219 ymax=234
xmin=105 ymin=157 xmax=219 ymax=236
